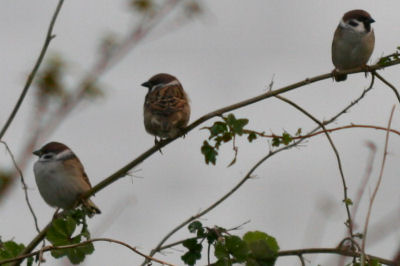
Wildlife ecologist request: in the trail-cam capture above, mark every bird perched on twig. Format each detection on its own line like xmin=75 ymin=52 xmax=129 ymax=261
xmin=142 ymin=73 xmax=190 ymax=143
xmin=332 ymin=9 xmax=375 ymax=81
xmin=33 ymin=142 xmax=100 ymax=216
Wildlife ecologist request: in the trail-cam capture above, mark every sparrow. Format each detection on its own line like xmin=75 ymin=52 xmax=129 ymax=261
xmin=141 ymin=73 xmax=190 ymax=142
xmin=33 ymin=142 xmax=100 ymax=215
xmin=331 ymin=9 xmax=375 ymax=81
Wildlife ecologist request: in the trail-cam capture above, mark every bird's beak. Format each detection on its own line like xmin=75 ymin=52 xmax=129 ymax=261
xmin=33 ymin=149 xmax=41 ymax=156
xmin=141 ymin=81 xmax=151 ymax=88
xmin=369 ymin=18 xmax=375 ymax=24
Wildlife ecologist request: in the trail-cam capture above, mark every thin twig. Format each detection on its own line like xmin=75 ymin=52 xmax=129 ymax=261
xmin=0 ymin=141 xmax=40 ymax=233
xmin=373 ymin=71 xmax=400 ymax=104
xmin=14 ymin=55 xmax=381 ymax=262
xmin=361 ymin=106 xmax=396 ymax=264
xmin=141 ymin=84 xmax=378 ymax=264
xmin=239 ymin=124 xmax=400 ymax=140
xmin=275 ymin=95 xmax=353 ymax=237
xmin=0 ymin=238 xmax=175 ymax=266
xmin=298 ymin=254 xmax=306 ymax=266
xmin=351 ymin=142 xmax=377 ymax=232
xmin=277 ymin=247 xmax=396 ymax=266
xmin=0 ymin=0 xmax=65 ymax=140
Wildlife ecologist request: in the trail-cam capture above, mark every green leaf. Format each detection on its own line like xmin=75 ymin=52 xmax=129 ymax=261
xmin=188 ymin=221 xmax=202 ymax=233
xmin=215 ymin=240 xmax=230 ymax=261
xmin=46 ymin=214 xmax=94 ymax=265
xmin=343 ymin=198 xmax=353 ymax=206
xmin=369 ymin=259 xmax=382 ymax=266
xmin=47 ymin=217 xmax=77 ymax=245
xmin=0 ymin=240 xmax=26 ymax=265
xmin=210 ymin=121 xmax=228 ymax=137
xmin=201 ymin=141 xmax=218 ymax=165
xmin=295 ymin=128 xmax=302 ymax=136
xmin=181 ymin=238 xmax=202 ymax=266
xmin=226 ymin=114 xmax=248 ymax=135
xmin=225 ymin=236 xmax=248 ymax=262
xmin=281 ymin=133 xmax=292 ymax=145
xmin=271 ymin=137 xmax=281 ymax=147
xmin=214 ymin=236 xmax=248 ymax=263
xmin=188 ymin=221 xmax=205 ymax=237
xmin=243 ymin=231 xmax=279 ymax=265
xmin=247 ymin=132 xmax=257 ymax=142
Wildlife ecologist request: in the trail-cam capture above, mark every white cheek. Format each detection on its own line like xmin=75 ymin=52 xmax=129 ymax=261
xmin=353 ymin=23 xmax=366 ymax=33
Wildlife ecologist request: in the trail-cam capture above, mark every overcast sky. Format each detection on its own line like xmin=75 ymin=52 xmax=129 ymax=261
xmin=1 ymin=0 xmax=400 ymax=265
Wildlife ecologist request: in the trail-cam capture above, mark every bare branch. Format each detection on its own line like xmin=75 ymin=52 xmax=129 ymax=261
xmin=361 ymin=106 xmax=396 ymax=263
xmin=277 ymin=247 xmax=396 ymax=266
xmin=0 ymin=0 xmax=65 ymax=140
xmin=0 ymin=238 xmax=175 ymax=266
xmin=275 ymin=95 xmax=353 ymax=237
xmin=351 ymin=142 xmax=377 ymax=232
xmin=13 ymin=56 xmax=388 ymax=263
xmin=373 ymin=71 xmax=400 ymax=104
xmin=0 ymin=141 xmax=40 ymax=232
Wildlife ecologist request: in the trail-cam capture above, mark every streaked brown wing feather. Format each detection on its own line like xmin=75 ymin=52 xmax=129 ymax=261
xmin=146 ymin=84 xmax=188 ymax=116
xmin=65 ymin=156 xmax=92 ymax=188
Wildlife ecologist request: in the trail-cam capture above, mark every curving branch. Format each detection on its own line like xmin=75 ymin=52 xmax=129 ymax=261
xmin=361 ymin=106 xmax=396 ymax=264
xmin=277 ymin=247 xmax=396 ymax=266
xmin=13 ymin=57 xmax=398 ymax=264
xmin=0 ymin=0 xmax=65 ymax=140
xmin=0 ymin=238 xmax=175 ymax=266
xmin=140 ymin=78 xmax=379 ymax=265
xmin=0 ymin=141 xmax=39 ymax=232
xmin=275 ymin=95 xmax=353 ymax=237
xmin=373 ymin=71 xmax=400 ymax=103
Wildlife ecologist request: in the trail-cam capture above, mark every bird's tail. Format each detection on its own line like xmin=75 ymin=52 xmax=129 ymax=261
xmin=334 ymin=73 xmax=347 ymax=81
xmin=83 ymin=199 xmax=101 ymax=217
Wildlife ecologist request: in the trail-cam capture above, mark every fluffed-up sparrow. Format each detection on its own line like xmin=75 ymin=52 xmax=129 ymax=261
xmin=141 ymin=73 xmax=190 ymax=142
xmin=332 ymin=9 xmax=375 ymax=81
xmin=33 ymin=142 xmax=100 ymax=215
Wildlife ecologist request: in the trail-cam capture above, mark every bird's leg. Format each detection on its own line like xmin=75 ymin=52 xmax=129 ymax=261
xmin=154 ymin=137 xmax=163 ymax=154
xmin=361 ymin=64 xmax=372 ymax=78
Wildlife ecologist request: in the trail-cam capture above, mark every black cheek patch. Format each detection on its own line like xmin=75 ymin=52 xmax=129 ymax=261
xmin=364 ymin=22 xmax=371 ymax=32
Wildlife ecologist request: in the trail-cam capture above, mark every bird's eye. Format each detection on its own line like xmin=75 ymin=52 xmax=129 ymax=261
xmin=43 ymin=154 xmax=53 ymax=159
xmin=349 ymin=20 xmax=358 ymax=27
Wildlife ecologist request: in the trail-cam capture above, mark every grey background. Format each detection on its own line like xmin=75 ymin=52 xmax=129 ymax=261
xmin=1 ymin=0 xmax=399 ymax=265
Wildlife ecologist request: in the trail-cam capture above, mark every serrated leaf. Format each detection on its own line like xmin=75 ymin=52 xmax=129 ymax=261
xmin=226 ymin=114 xmax=248 ymax=135
xmin=201 ymin=141 xmax=218 ymax=165
xmin=210 ymin=122 xmax=228 ymax=137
